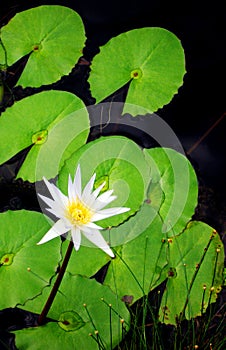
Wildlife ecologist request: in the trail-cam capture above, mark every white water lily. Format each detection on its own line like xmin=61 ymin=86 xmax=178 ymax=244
xmin=37 ymin=165 xmax=130 ymax=257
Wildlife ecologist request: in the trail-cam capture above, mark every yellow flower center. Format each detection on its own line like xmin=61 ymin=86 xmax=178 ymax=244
xmin=66 ymin=199 xmax=92 ymax=225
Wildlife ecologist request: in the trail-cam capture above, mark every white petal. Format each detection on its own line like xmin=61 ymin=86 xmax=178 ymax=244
xmin=82 ymin=229 xmax=114 ymax=258
xmin=37 ymin=219 xmax=68 ymax=245
xmin=94 ymin=194 xmax=117 ymax=211
xmin=79 ymin=225 xmax=94 ymax=235
xmin=42 ymin=177 xmax=68 ymax=206
xmin=45 ymin=207 xmax=65 ymax=219
xmin=92 ymin=207 xmax=130 ymax=222
xmin=84 ymin=222 xmax=103 ymax=230
xmin=82 ymin=173 xmax=96 ymax=201
xmin=73 ymin=164 xmax=82 ymax=198
xmin=68 ymin=174 xmax=75 ymax=203
xmin=61 ymin=217 xmax=75 ymax=230
xmin=38 ymin=193 xmax=56 ymax=208
xmin=96 ymin=189 xmax=114 ymax=203
xmin=92 ymin=181 xmax=107 ymax=199
xmin=82 ymin=181 xmax=107 ymax=208
xmin=71 ymin=227 xmax=81 ymax=251
xmin=38 ymin=194 xmax=65 ymax=217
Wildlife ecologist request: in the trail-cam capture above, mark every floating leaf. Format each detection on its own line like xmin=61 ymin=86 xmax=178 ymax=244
xmin=0 ymin=90 xmax=89 ymax=182
xmin=159 ymin=221 xmax=225 ymax=325
xmin=14 ymin=274 xmax=130 ymax=349
xmin=62 ymin=203 xmax=161 ymax=279
xmin=144 ymin=147 xmax=198 ymax=234
xmin=0 ymin=5 xmax=86 ymax=87
xmin=102 ymin=201 xmax=160 ymax=247
xmin=0 ymin=210 xmax=61 ymax=309
xmin=103 ymin=206 xmax=169 ymax=303
xmin=58 ymin=135 xmax=150 ymax=228
xmin=62 ymin=239 xmax=111 ymax=278
xmin=89 ymin=27 xmax=185 ymax=115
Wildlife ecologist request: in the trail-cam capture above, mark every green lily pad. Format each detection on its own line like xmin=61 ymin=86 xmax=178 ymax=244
xmin=159 ymin=221 xmax=225 ymax=325
xmin=0 ymin=210 xmax=61 ymax=309
xmin=89 ymin=27 xmax=185 ymax=115
xmin=62 ymin=202 xmax=161 ymax=279
xmin=62 ymin=239 xmax=111 ymax=278
xmin=57 ymin=205 xmax=162 ymax=284
xmin=101 ymin=200 xmax=160 ymax=247
xmin=144 ymin=147 xmax=198 ymax=234
xmin=103 ymin=206 xmax=169 ymax=303
xmin=0 ymin=90 xmax=89 ymax=182
xmin=0 ymin=41 xmax=6 ymax=67
xmin=15 ymin=274 xmax=130 ymax=349
xmin=0 ymin=5 xmax=86 ymax=87
xmin=58 ymin=135 xmax=150 ymax=228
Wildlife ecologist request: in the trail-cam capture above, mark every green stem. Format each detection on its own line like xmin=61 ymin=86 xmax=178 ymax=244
xmin=38 ymin=240 xmax=74 ymax=325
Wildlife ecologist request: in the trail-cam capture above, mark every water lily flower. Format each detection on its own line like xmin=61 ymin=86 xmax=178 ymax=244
xmin=37 ymin=165 xmax=130 ymax=257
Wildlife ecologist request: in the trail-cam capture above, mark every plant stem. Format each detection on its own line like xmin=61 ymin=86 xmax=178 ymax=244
xmin=38 ymin=240 xmax=74 ymax=325
xmin=187 ymin=112 xmax=225 ymax=155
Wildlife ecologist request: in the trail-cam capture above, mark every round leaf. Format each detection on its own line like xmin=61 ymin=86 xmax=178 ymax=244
xmin=0 ymin=5 xmax=86 ymax=87
xmin=15 ymin=274 xmax=130 ymax=349
xmin=0 ymin=210 xmax=61 ymax=309
xmin=62 ymin=239 xmax=111 ymax=278
xmin=103 ymin=206 xmax=169 ymax=303
xmin=62 ymin=203 xmax=162 ymax=278
xmin=144 ymin=147 xmax=198 ymax=234
xmin=58 ymin=135 xmax=150 ymax=227
xmin=89 ymin=27 xmax=185 ymax=115
xmin=0 ymin=90 xmax=89 ymax=182
xmin=159 ymin=221 xmax=225 ymax=325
